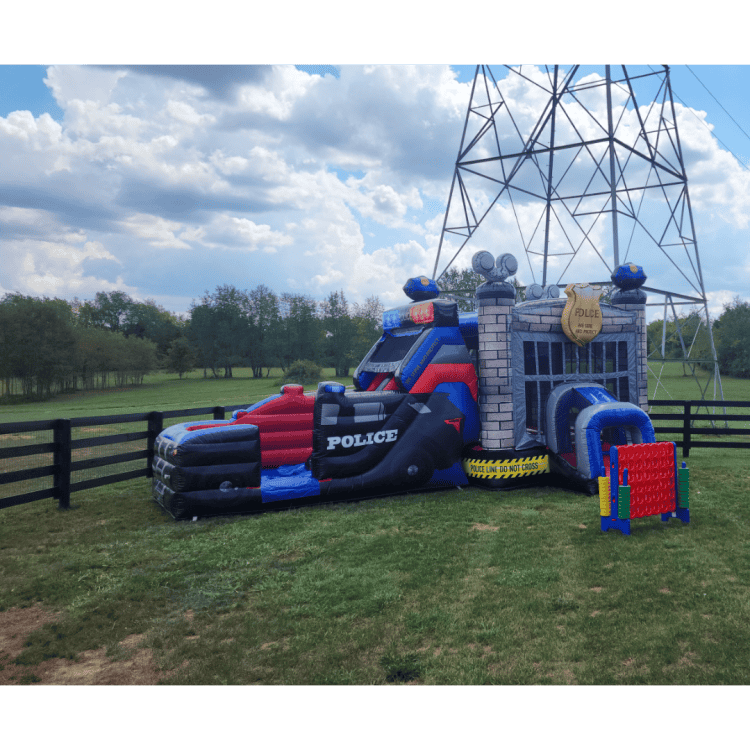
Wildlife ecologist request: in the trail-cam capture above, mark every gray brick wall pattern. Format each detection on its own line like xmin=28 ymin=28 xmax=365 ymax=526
xmin=476 ymin=288 xmax=647 ymax=450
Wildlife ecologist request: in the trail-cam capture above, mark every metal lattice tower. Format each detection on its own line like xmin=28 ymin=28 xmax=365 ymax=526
xmin=433 ymin=64 xmax=725 ymax=406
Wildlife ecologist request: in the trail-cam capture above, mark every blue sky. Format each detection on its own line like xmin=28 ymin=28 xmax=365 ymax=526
xmin=1 ymin=10 xmax=749 ymax=324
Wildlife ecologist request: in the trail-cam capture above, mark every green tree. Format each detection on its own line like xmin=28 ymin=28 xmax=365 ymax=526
xmin=647 ymin=309 xmax=713 ymax=373
xmin=165 ymin=336 xmax=195 ymax=379
xmin=278 ymin=293 xmax=323 ymax=370
xmin=122 ymin=299 xmax=183 ymax=360
xmin=0 ymin=294 xmax=75 ymax=398
xmin=512 ymin=277 xmax=526 ymax=303
xmin=247 ymin=284 xmax=281 ymax=378
xmin=276 ymin=359 xmax=323 ymax=386
xmin=212 ymin=285 xmax=250 ymax=378
xmin=72 ymin=327 xmax=115 ymax=389
xmin=351 ymin=295 xmax=384 ymax=364
xmin=438 ymin=267 xmax=484 ymax=311
xmin=321 ymin=290 xmax=357 ymax=377
xmin=713 ymin=298 xmax=750 ymax=378
xmin=121 ymin=335 xmax=159 ymax=384
xmin=77 ymin=290 xmax=133 ymax=332
xmin=187 ymin=304 xmax=220 ymax=378
xmin=188 ymin=286 xmax=249 ymax=378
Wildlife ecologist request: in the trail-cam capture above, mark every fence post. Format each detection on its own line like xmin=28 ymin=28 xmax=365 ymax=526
xmin=213 ymin=406 xmax=226 ymax=420
xmin=53 ymin=419 xmax=71 ymax=510
xmin=146 ymin=411 xmax=164 ymax=478
xmin=683 ymin=401 xmax=691 ymax=458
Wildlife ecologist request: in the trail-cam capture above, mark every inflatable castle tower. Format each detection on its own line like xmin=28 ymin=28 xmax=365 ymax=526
xmin=471 ymin=251 xmax=648 ymax=458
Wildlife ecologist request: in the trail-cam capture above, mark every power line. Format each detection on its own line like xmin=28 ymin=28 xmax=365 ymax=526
xmin=670 ymin=66 xmax=750 ymax=171
xmin=686 ymin=65 xmax=750 ymax=143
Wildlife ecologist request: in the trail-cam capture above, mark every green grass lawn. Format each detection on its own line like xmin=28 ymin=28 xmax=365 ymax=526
xmin=1 ymin=364 xmax=749 ymax=685
xmin=0 ymin=367 xmax=343 ymax=423
xmin=647 ymin=360 xmax=750 ymax=402
xmin=1 ymin=447 xmax=749 ymax=685
xmin=1 ymin=362 xmax=747 ymax=424
xmin=646 ymin=362 xmax=750 ymax=449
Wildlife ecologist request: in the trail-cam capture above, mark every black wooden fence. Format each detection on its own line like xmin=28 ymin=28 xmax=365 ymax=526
xmin=648 ymin=400 xmax=750 ymax=457
xmin=0 ymin=404 xmax=247 ymax=511
xmin=2 ymin=399 xmax=749 ymax=512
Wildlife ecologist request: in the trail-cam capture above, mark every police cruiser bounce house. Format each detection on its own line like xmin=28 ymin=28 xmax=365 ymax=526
xmin=152 ymin=253 xmax=690 ymax=535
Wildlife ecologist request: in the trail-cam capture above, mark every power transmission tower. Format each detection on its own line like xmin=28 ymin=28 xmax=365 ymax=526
xmin=433 ymin=64 xmax=725 ymax=409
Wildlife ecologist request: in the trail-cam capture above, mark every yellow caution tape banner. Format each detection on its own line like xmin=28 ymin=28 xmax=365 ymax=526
xmin=463 ymin=454 xmax=550 ymax=479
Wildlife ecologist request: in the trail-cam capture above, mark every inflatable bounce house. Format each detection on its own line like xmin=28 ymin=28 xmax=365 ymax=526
xmin=152 ymin=252 xmax=690 ymax=534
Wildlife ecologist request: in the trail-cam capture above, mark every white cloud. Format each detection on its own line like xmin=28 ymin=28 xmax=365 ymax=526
xmin=346 ymin=180 xmax=424 ymax=230
xmin=1 ymin=236 xmax=131 ymax=299
xmin=178 ymin=226 xmax=207 ymax=243
xmin=44 ymin=65 xmax=127 ymax=107
xmin=0 ymin=207 xmax=83 ymax=242
xmin=166 ymin=99 xmax=215 ymax=127
xmin=1 ymin=63 xmax=749 ymax=317
xmin=706 ymin=289 xmax=750 ymax=320
xmin=235 ymin=66 xmax=317 ymax=120
xmin=209 ymin=150 xmax=249 ymax=176
xmin=0 ymin=110 xmax=63 ymax=147
xmin=227 ymin=217 xmax=293 ymax=253
xmin=120 ymin=214 xmax=191 ymax=248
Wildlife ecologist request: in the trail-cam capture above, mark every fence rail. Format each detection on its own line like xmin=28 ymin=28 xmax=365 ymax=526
xmin=0 ymin=404 xmax=245 ymax=511
xmin=648 ymin=399 xmax=750 ymax=457
xmin=2 ymin=399 xmax=749 ymax=512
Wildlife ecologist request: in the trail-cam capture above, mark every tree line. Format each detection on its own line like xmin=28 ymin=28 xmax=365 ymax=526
xmin=0 ymin=292 xmax=169 ymax=399
xmin=646 ymin=297 xmax=750 ymax=378
xmin=6 ymin=270 xmax=744 ymax=402
xmin=183 ymin=285 xmax=384 ymax=380
xmin=0 ymin=266 xmax=496 ymax=401
xmin=0 ymin=286 xmax=387 ymax=400
xmin=177 ymin=268 xmax=487 ymax=380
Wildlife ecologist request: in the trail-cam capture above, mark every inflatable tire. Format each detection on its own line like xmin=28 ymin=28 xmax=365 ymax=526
xmin=169 ymin=493 xmax=191 ymax=521
xmin=388 ymin=446 xmax=436 ymax=488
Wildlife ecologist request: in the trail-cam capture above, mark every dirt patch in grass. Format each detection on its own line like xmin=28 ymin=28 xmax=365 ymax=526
xmin=617 ymin=657 xmax=650 ymax=680
xmin=551 ymin=667 xmax=575 ymax=684
xmin=32 ymin=643 xmax=161 ymax=685
xmin=466 ymin=643 xmax=494 ymax=656
xmin=0 ymin=606 xmax=177 ymax=685
xmin=260 ymin=639 xmax=289 ymax=651
xmin=663 ymin=651 xmax=699 ymax=673
xmin=488 ymin=660 xmax=516 ymax=678
xmin=532 ymin=660 xmax=578 ymax=684
xmin=662 ymin=641 xmax=712 ymax=676
xmin=470 ymin=523 xmax=499 ymax=532
xmin=119 ymin=633 xmax=148 ymax=649
xmin=0 ymin=606 xmax=59 ymax=661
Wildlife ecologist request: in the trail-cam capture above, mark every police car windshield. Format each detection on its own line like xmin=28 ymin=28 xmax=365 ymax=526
xmin=367 ymin=329 xmax=422 ymax=365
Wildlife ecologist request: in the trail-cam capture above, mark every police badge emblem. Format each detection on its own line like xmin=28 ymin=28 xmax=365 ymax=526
xmin=561 ymin=283 xmax=604 ymax=346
